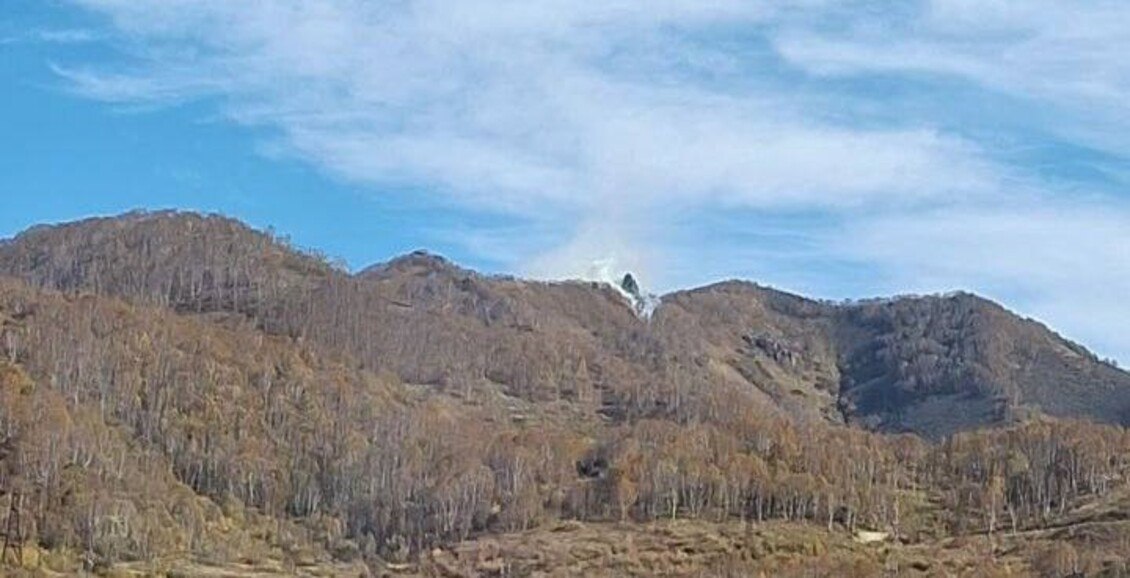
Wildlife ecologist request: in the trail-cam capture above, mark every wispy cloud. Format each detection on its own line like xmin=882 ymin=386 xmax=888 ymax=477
xmin=832 ymin=200 xmax=1130 ymax=361
xmin=774 ymin=0 xmax=1130 ymax=153
xmin=51 ymin=0 xmax=1130 ymax=361
xmin=59 ymin=2 xmax=995 ymax=211
xmin=2 ymin=28 xmax=102 ymax=45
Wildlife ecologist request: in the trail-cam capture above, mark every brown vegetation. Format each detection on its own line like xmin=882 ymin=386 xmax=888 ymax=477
xmin=0 ymin=211 xmax=1128 ymax=575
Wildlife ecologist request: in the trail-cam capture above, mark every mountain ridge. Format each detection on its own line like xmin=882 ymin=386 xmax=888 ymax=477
xmin=1 ymin=210 xmax=1127 ymax=439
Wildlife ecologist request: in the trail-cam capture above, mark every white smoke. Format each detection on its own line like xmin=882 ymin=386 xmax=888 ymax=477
xmin=587 ymin=257 xmax=627 ymax=291
xmin=519 ymin=221 xmax=659 ymax=318
xmin=524 ymin=218 xmax=651 ymax=278
xmin=632 ymin=288 xmax=663 ymax=319
xmin=585 ymin=257 xmax=661 ymax=317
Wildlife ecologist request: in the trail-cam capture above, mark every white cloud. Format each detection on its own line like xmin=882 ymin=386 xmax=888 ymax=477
xmin=59 ymin=0 xmax=994 ymax=212
xmin=774 ymin=0 xmax=1130 ymax=152
xmin=54 ymin=0 xmax=1130 ymax=361
xmin=1 ymin=28 xmax=102 ymax=45
xmin=831 ymin=201 xmax=1130 ymax=362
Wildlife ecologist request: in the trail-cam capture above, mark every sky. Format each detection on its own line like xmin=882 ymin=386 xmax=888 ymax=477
xmin=1 ymin=1 xmax=1129 ymax=363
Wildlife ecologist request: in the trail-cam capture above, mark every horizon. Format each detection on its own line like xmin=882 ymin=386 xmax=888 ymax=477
xmin=3 ymin=1 xmax=1129 ymax=363
xmin=0 ymin=207 xmax=1116 ymax=339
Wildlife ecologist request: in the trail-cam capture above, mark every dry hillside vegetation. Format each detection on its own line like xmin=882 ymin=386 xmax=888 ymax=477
xmin=0 ymin=211 xmax=1128 ymax=576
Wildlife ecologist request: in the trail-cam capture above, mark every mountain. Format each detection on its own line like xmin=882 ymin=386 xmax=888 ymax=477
xmin=2 ymin=211 xmax=1130 ymax=575
xmin=2 ymin=210 xmax=1126 ymax=439
xmin=833 ymin=292 xmax=1130 ymax=436
xmin=0 ymin=210 xmax=335 ymax=317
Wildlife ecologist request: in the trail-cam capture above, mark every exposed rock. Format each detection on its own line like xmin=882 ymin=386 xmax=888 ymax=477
xmin=743 ymin=332 xmax=802 ymax=367
xmin=620 ymin=273 xmax=641 ymax=301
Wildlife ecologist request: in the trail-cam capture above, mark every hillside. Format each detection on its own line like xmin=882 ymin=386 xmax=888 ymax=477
xmin=834 ymin=293 xmax=1130 ymax=437
xmin=3 ymin=211 xmax=1126 ymax=438
xmin=1 ymin=211 xmax=1130 ymax=576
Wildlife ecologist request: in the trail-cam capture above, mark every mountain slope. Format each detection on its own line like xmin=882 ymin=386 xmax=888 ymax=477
xmin=1 ymin=210 xmax=1128 ymax=439
xmin=0 ymin=211 xmax=334 ymax=317
xmin=3 ymin=211 xmax=1130 ymax=574
xmin=0 ymin=274 xmax=921 ymax=572
xmin=834 ymin=293 xmax=1130 ymax=437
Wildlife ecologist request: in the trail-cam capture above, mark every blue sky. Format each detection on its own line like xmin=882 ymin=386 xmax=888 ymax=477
xmin=2 ymin=0 xmax=1129 ymax=363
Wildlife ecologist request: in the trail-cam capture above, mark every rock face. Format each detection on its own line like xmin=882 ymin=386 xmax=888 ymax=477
xmin=2 ymin=211 xmax=1130 ymax=438
xmin=620 ymin=273 xmax=641 ymax=301
xmin=617 ymin=272 xmax=660 ymax=317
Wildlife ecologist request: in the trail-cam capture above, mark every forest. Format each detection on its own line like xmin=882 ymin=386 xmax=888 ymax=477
xmin=0 ymin=211 xmax=1129 ymax=577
